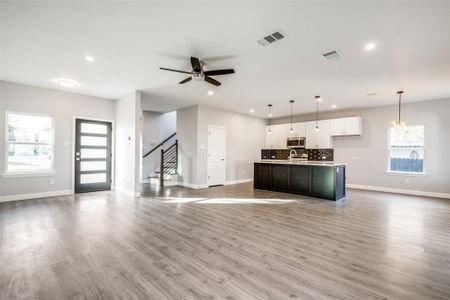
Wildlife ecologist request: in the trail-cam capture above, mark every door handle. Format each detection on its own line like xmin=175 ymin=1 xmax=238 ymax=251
xmin=221 ymin=159 xmax=225 ymax=161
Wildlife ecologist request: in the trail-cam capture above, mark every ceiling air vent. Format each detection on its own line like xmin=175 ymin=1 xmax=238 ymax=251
xmin=258 ymin=31 xmax=286 ymax=46
xmin=322 ymin=50 xmax=343 ymax=61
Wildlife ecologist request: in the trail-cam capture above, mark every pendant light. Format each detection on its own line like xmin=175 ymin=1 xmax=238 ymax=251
xmin=289 ymin=100 xmax=295 ymax=135
xmin=314 ymin=96 xmax=322 ymax=131
xmin=267 ymin=104 xmax=273 ymax=134
xmin=391 ymin=91 xmax=405 ymax=127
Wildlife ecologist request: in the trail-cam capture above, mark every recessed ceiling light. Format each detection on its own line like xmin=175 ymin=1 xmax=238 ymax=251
xmin=250 ymin=109 xmax=255 ymax=113
xmin=365 ymin=43 xmax=376 ymax=51
xmin=207 ymin=91 xmax=214 ymax=96
xmin=85 ymin=55 xmax=95 ymax=62
xmin=53 ymin=78 xmax=80 ymax=88
xmin=331 ymin=104 xmax=337 ymax=109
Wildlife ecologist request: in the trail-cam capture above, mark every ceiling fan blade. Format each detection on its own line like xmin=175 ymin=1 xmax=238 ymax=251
xmin=190 ymin=57 xmax=201 ymax=72
xmin=204 ymin=69 xmax=235 ymax=76
xmin=205 ymin=76 xmax=221 ymax=86
xmin=179 ymin=77 xmax=192 ymax=84
xmin=160 ymin=67 xmax=191 ymax=74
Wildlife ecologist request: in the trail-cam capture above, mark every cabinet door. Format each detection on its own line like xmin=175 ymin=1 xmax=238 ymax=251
xmin=344 ymin=117 xmax=361 ymax=135
xmin=290 ymin=122 xmax=306 ymax=138
xmin=265 ymin=126 xmax=272 ymax=148
xmin=305 ymin=121 xmax=318 ymax=149
xmin=277 ymin=124 xmax=288 ymax=149
xmin=317 ymin=120 xmax=332 ymax=148
xmin=266 ymin=125 xmax=278 ymax=149
xmin=330 ymin=118 xmax=345 ymax=136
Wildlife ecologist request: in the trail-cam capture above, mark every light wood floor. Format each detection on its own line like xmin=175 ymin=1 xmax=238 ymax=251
xmin=1 ymin=183 xmax=449 ymax=299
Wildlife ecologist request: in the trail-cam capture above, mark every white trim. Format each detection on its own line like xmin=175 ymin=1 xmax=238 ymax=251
xmin=225 ymin=178 xmax=253 ymax=185
xmin=5 ymin=111 xmax=55 ymax=175
xmin=0 ymin=189 xmax=73 ymax=203
xmin=385 ymin=171 xmax=428 ymax=177
xmin=2 ymin=171 xmax=57 ymax=178
xmin=71 ymin=116 xmax=115 ymax=193
xmin=347 ymin=184 xmax=450 ymax=199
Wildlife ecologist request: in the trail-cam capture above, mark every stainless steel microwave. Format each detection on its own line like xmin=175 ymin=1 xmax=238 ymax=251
xmin=287 ymin=137 xmax=305 ymax=148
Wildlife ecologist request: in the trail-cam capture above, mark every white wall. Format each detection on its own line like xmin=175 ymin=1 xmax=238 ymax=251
xmin=115 ymin=91 xmax=141 ymax=196
xmin=176 ymin=105 xmax=266 ymax=188
xmin=141 ymin=110 xmax=176 ymax=181
xmin=272 ymin=98 xmax=450 ymax=195
xmin=0 ymin=81 xmax=115 ymax=198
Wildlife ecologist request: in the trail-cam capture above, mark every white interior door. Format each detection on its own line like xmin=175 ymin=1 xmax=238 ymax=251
xmin=207 ymin=125 xmax=226 ymax=186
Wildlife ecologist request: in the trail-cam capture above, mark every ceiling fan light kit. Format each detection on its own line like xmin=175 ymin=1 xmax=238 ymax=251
xmin=160 ymin=56 xmax=235 ymax=87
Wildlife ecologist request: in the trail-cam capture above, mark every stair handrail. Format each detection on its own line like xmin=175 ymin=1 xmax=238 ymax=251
xmin=143 ymin=132 xmax=176 ymax=158
xmin=159 ymin=139 xmax=178 ymax=187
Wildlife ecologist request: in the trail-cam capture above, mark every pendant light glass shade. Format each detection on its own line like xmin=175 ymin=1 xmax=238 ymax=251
xmin=392 ymin=91 xmax=405 ymax=127
xmin=289 ymin=100 xmax=295 ymax=135
xmin=268 ymin=104 xmax=272 ymax=134
xmin=315 ymin=96 xmax=321 ymax=131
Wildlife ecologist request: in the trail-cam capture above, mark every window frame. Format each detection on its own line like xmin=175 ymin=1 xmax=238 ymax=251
xmin=386 ymin=124 xmax=426 ymax=176
xmin=4 ymin=111 xmax=56 ymax=176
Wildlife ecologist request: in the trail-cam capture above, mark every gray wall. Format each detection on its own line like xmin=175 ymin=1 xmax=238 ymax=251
xmin=176 ymin=105 xmax=266 ymax=187
xmin=141 ymin=110 xmax=176 ymax=180
xmin=197 ymin=105 xmax=266 ymax=185
xmin=0 ymin=81 xmax=115 ymax=196
xmin=176 ymin=105 xmax=198 ymax=185
xmin=272 ymin=98 xmax=450 ymax=194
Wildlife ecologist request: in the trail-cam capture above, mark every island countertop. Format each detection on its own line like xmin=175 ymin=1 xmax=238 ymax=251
xmin=258 ymin=159 xmax=348 ymax=167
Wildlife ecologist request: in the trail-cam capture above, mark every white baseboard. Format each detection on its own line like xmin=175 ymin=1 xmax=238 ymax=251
xmin=225 ymin=178 xmax=253 ymax=185
xmin=347 ymin=184 xmax=450 ymax=199
xmin=0 ymin=189 xmax=73 ymax=203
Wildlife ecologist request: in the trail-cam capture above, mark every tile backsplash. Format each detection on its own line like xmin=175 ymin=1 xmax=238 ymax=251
xmin=261 ymin=148 xmax=334 ymax=161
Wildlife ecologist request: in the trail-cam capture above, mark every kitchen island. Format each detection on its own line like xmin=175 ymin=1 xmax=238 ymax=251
xmin=254 ymin=160 xmax=346 ymax=200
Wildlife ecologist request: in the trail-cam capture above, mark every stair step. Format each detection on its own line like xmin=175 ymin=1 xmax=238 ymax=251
xmin=148 ymin=175 xmax=172 ymax=181
xmin=154 ymin=170 xmax=177 ymax=174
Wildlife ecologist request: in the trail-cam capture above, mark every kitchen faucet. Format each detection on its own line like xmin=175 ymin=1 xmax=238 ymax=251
xmin=289 ymin=149 xmax=298 ymax=159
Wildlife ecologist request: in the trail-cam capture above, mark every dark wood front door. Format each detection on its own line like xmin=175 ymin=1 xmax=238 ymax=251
xmin=75 ymin=119 xmax=112 ymax=193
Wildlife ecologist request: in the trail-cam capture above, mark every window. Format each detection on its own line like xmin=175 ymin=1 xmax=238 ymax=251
xmin=6 ymin=112 xmax=54 ymax=174
xmin=388 ymin=125 xmax=425 ymax=174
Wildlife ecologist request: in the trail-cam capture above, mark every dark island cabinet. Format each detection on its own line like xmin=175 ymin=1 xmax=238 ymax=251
xmin=254 ymin=163 xmax=346 ymax=201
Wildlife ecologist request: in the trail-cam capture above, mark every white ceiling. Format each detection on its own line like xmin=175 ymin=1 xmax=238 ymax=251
xmin=2 ymin=1 xmax=450 ymax=118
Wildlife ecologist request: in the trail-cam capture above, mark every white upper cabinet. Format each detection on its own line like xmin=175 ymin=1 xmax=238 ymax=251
xmin=331 ymin=117 xmax=362 ymax=136
xmin=265 ymin=125 xmax=278 ymax=149
xmin=265 ymin=116 xmax=361 ymax=149
xmin=305 ymin=120 xmax=333 ymax=149
xmin=277 ymin=124 xmax=288 ymax=149
xmin=288 ymin=122 xmax=306 ymax=138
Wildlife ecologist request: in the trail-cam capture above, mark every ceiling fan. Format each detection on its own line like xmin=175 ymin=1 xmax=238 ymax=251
xmin=159 ymin=56 xmax=235 ymax=86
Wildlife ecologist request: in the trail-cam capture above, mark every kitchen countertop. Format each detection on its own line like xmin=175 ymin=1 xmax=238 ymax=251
xmin=258 ymin=159 xmax=348 ymax=167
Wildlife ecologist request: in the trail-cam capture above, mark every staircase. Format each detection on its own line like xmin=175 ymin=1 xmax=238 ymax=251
xmin=143 ymin=133 xmax=178 ymax=187
xmin=153 ymin=140 xmax=178 ymax=186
